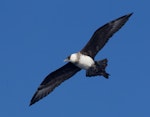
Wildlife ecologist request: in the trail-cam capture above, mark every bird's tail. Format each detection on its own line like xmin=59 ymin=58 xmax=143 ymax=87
xmin=86 ymin=59 xmax=109 ymax=79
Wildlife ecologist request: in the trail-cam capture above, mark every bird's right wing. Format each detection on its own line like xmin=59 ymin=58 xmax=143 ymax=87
xmin=30 ymin=62 xmax=81 ymax=106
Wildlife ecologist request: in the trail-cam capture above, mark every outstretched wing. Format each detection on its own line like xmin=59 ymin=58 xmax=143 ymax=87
xmin=80 ymin=13 xmax=133 ymax=58
xmin=30 ymin=62 xmax=81 ymax=106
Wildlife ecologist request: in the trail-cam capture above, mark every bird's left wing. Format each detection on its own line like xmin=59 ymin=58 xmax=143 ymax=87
xmin=30 ymin=62 xmax=81 ymax=106
xmin=80 ymin=13 xmax=133 ymax=58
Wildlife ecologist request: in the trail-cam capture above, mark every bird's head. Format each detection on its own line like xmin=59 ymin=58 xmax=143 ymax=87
xmin=64 ymin=53 xmax=79 ymax=63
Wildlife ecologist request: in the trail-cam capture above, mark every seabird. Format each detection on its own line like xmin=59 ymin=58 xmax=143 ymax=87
xmin=30 ymin=13 xmax=133 ymax=106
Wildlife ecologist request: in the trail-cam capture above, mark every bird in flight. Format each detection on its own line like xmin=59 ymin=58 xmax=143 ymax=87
xmin=30 ymin=13 xmax=133 ymax=106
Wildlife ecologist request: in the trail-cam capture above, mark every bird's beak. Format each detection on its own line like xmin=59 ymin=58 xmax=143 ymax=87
xmin=64 ymin=58 xmax=69 ymax=62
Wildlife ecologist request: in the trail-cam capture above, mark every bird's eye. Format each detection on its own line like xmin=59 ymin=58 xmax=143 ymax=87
xmin=67 ymin=56 xmax=70 ymax=60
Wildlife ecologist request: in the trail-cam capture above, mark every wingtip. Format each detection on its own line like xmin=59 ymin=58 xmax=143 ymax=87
xmin=29 ymin=102 xmax=33 ymax=106
xmin=29 ymin=100 xmax=34 ymax=106
xmin=29 ymin=95 xmax=40 ymax=106
xmin=119 ymin=12 xmax=133 ymax=20
xmin=127 ymin=12 xmax=133 ymax=17
xmin=29 ymin=92 xmax=38 ymax=106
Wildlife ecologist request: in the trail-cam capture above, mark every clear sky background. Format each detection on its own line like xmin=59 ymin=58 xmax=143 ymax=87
xmin=0 ymin=0 xmax=149 ymax=117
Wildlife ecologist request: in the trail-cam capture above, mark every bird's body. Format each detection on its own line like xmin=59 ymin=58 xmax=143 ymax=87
xmin=65 ymin=52 xmax=109 ymax=78
xmin=30 ymin=13 xmax=133 ymax=106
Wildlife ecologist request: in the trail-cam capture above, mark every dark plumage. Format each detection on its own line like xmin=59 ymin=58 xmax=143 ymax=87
xmin=80 ymin=13 xmax=133 ymax=58
xmin=30 ymin=13 xmax=133 ymax=106
xmin=86 ymin=59 xmax=109 ymax=78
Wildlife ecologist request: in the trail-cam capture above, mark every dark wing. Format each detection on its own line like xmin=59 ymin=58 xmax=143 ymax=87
xmin=30 ymin=62 xmax=81 ymax=106
xmin=80 ymin=13 xmax=133 ymax=58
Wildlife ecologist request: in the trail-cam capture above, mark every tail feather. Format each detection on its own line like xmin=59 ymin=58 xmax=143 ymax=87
xmin=86 ymin=59 xmax=109 ymax=79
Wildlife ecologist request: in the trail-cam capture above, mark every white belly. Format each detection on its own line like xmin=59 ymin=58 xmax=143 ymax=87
xmin=76 ymin=54 xmax=94 ymax=70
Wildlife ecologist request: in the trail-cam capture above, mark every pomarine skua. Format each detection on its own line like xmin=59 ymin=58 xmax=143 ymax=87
xmin=30 ymin=13 xmax=133 ymax=105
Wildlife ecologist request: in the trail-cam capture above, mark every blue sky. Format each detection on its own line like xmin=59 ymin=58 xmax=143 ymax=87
xmin=0 ymin=0 xmax=150 ymax=117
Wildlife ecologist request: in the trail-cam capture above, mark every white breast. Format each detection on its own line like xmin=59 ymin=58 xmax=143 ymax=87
xmin=76 ymin=54 xmax=94 ymax=70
